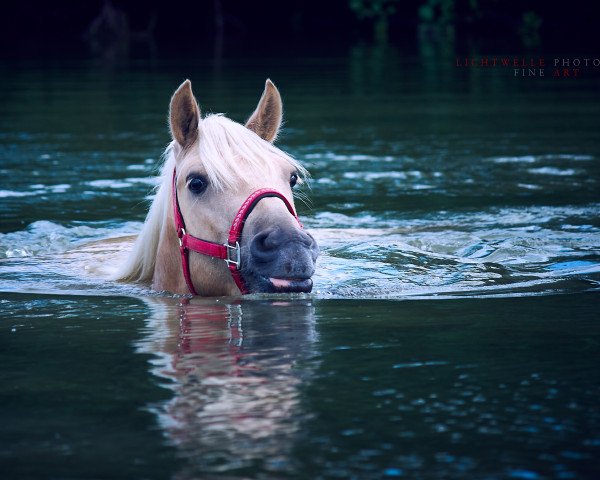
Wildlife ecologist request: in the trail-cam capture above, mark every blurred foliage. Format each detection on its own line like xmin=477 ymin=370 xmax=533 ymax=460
xmin=349 ymin=0 xmax=399 ymax=43
xmin=349 ymin=0 xmax=398 ymax=19
xmin=519 ymin=11 xmax=542 ymax=49
xmin=417 ymin=0 xmax=455 ymax=40
xmin=346 ymin=0 xmax=549 ymax=49
xmin=3 ymin=0 xmax=597 ymax=58
xmin=418 ymin=0 xmax=454 ymax=25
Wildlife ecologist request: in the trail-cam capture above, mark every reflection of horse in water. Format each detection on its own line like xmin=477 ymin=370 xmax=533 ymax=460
xmin=136 ymin=297 xmax=318 ymax=476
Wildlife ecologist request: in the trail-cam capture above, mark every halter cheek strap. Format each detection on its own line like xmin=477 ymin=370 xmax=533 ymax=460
xmin=172 ymin=168 xmax=301 ymax=295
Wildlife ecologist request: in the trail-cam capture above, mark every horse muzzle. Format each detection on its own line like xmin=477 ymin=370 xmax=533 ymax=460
xmin=173 ymin=167 xmax=318 ymax=295
xmin=243 ymin=226 xmax=319 ymax=294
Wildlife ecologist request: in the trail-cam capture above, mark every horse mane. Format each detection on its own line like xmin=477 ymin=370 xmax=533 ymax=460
xmin=116 ymin=114 xmax=307 ymax=284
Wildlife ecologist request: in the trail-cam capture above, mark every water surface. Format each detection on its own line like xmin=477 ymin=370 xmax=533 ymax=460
xmin=1 ymin=50 xmax=599 ymax=478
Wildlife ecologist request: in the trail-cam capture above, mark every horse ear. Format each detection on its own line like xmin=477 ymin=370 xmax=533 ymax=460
xmin=245 ymin=79 xmax=282 ymax=143
xmin=169 ymin=79 xmax=200 ymax=148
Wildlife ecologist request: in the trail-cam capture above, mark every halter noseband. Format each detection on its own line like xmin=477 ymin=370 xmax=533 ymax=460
xmin=172 ymin=168 xmax=301 ymax=295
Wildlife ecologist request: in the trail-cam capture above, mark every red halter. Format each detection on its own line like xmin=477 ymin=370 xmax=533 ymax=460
xmin=172 ymin=168 xmax=301 ymax=295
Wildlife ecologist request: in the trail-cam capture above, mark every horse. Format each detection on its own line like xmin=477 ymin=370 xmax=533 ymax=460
xmin=117 ymin=79 xmax=319 ymax=296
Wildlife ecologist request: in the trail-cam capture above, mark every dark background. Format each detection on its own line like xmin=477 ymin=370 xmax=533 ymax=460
xmin=1 ymin=0 xmax=598 ymax=60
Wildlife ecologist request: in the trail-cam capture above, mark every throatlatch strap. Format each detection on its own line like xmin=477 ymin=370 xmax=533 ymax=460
xmin=179 ymin=246 xmax=198 ymax=296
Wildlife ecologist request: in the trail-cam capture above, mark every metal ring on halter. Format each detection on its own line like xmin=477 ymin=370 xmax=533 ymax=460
xmin=224 ymin=242 xmax=241 ymax=269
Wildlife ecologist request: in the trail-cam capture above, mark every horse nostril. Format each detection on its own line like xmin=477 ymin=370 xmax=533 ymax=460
xmin=255 ymin=229 xmax=280 ymax=250
xmin=250 ymin=228 xmax=282 ymax=261
xmin=262 ymin=231 xmax=282 ymax=250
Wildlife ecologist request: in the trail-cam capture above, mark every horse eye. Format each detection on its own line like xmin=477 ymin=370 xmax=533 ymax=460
xmin=290 ymin=173 xmax=298 ymax=188
xmin=187 ymin=175 xmax=208 ymax=195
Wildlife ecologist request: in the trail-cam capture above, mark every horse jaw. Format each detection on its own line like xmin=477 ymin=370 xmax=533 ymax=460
xmin=153 ymin=216 xmax=239 ymax=296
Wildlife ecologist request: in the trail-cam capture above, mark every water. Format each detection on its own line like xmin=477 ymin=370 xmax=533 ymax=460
xmin=1 ymin=49 xmax=599 ymax=478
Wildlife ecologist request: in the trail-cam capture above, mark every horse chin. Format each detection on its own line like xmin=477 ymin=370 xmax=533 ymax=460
xmin=245 ymin=273 xmax=313 ymax=294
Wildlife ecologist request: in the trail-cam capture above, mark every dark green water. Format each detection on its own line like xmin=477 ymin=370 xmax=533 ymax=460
xmin=1 ymin=48 xmax=599 ymax=478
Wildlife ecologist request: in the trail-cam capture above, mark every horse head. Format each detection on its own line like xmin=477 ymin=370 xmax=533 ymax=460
xmin=144 ymin=79 xmax=319 ymax=296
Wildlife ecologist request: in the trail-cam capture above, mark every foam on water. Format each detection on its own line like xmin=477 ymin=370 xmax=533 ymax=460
xmin=1 ymin=202 xmax=598 ymax=299
xmin=527 ymin=167 xmax=578 ymax=176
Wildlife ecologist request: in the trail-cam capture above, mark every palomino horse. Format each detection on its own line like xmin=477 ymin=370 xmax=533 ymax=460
xmin=118 ymin=79 xmax=319 ymax=296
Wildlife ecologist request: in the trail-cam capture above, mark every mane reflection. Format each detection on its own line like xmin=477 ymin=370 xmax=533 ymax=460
xmin=136 ymin=296 xmax=318 ymax=475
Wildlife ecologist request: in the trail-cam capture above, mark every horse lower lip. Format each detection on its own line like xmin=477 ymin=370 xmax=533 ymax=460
xmin=269 ymin=277 xmax=312 ymax=292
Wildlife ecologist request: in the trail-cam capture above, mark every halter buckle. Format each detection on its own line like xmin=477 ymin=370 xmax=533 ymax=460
xmin=178 ymin=228 xmax=186 ymax=248
xmin=225 ymin=241 xmax=241 ymax=269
